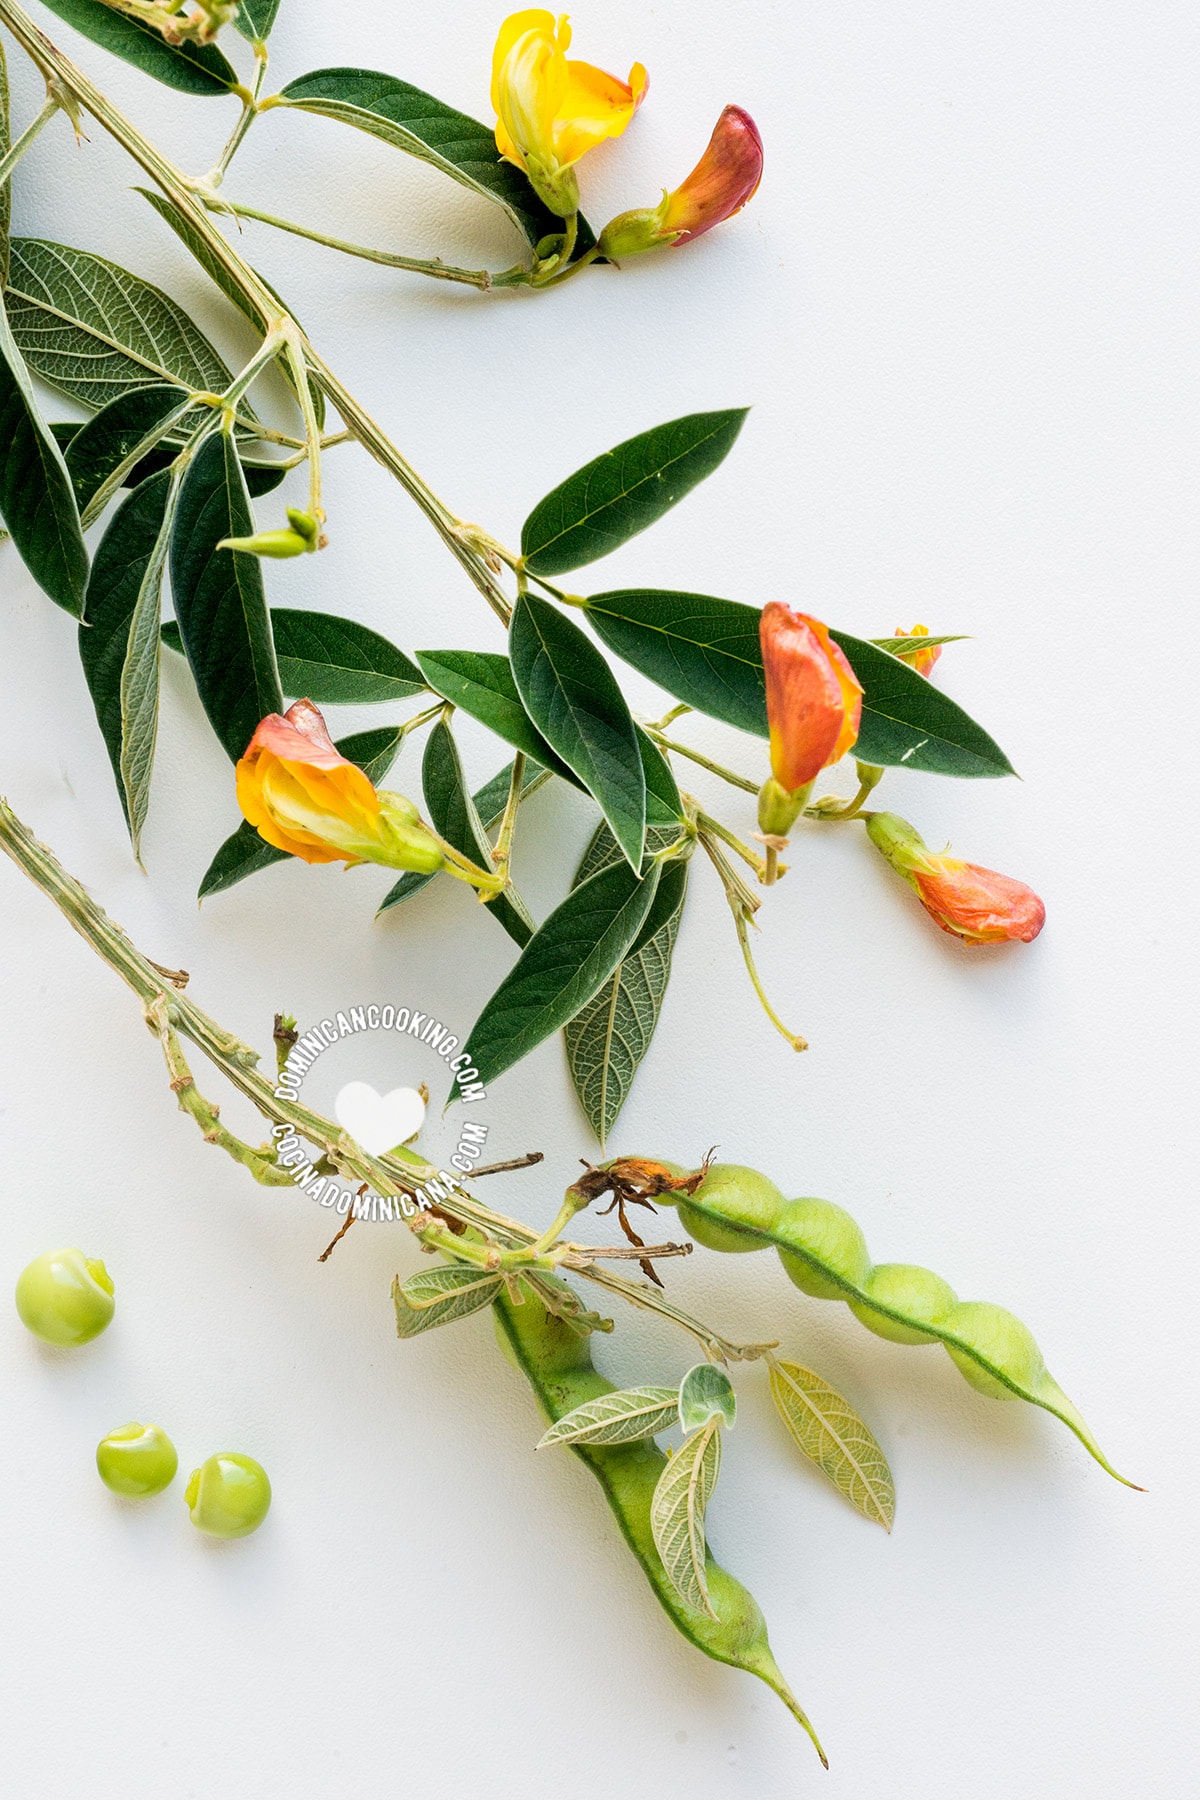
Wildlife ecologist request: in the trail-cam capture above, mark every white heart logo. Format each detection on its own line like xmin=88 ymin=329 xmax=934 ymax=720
xmin=334 ymin=1081 xmax=427 ymax=1155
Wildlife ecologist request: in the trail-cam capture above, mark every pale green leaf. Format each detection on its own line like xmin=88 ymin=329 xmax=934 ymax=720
xmin=536 ymin=1386 xmax=679 ymax=1449
xmin=678 ymin=1363 xmax=736 ymax=1432
xmin=650 ymin=1418 xmax=722 ymax=1619
xmin=392 ymin=1265 xmax=503 ymax=1338
xmin=768 ymin=1359 xmax=895 ymax=1531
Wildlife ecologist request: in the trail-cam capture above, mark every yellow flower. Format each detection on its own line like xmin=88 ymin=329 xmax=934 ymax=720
xmin=236 ymin=700 xmax=443 ymax=873
xmin=491 ymin=10 xmax=647 ymax=217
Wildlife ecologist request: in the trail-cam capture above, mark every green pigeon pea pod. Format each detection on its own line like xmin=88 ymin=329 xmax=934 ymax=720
xmin=492 ymin=1276 xmax=827 ymax=1765
xmin=645 ymin=1162 xmax=1136 ymax=1488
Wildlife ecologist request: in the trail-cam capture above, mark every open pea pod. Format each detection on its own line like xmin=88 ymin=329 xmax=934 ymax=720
xmin=647 ymin=1162 xmax=1136 ymax=1487
xmin=492 ymin=1277 xmax=826 ymax=1763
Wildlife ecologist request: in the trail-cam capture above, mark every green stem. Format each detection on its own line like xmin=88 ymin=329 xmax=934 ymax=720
xmin=0 ymin=91 xmax=59 ymax=189
xmin=204 ymin=43 xmax=266 ymax=187
xmin=734 ymin=910 xmax=807 ymax=1053
xmin=645 ymin=728 xmax=760 ymax=795
xmin=691 ymin=806 xmax=765 ymax=876
xmin=208 ymin=196 xmax=528 ymax=290
xmin=490 ymin=751 xmax=525 ymax=872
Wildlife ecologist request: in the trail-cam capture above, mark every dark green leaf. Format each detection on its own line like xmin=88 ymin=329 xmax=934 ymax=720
xmin=170 ymin=432 xmax=281 ymax=761
xmin=271 ymin=609 xmax=424 ymax=703
xmin=36 ymin=0 xmax=236 ymax=94
xmin=64 ymin=383 xmax=190 ymax=519
xmin=235 ymin=0 xmax=282 ymax=43
xmin=79 ymin=467 xmax=178 ymax=854
xmin=0 ymin=289 xmax=87 ymax=613
xmin=522 ymin=409 xmax=748 ymax=575
xmin=414 ymin=647 xmax=581 ymax=787
xmin=6 ymin=239 xmax=243 ymax=412
xmin=276 ymin=67 xmax=573 ymax=249
xmin=378 ymin=756 xmax=548 ymax=917
xmin=564 ymin=822 xmax=688 ymax=1146
xmin=420 ymin=719 xmax=534 ymax=947
xmin=135 ymin=189 xmax=325 ymax=429
xmin=830 ymin=630 xmax=1016 ymax=777
xmin=586 ymin=590 xmax=1015 ymax=779
xmin=459 ymin=859 xmax=660 ymax=1092
xmin=198 ymin=725 xmax=404 ymax=898
xmin=509 ymin=592 xmax=645 ymax=869
xmin=637 ymin=724 xmax=684 ymax=827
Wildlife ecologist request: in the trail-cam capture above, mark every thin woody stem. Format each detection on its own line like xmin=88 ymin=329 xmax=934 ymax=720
xmin=0 ymin=92 xmax=60 ymax=189
xmin=146 ymin=994 xmax=294 ymax=1185
xmin=490 ymin=752 xmax=526 ymax=871
xmin=644 ymin=727 xmax=760 ymax=795
xmin=0 ymin=796 xmax=775 ymax=1364
xmin=208 ymin=196 xmax=527 ymax=289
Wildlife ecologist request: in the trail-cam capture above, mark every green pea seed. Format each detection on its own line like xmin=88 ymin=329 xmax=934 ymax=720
xmin=776 ymin=1199 xmax=872 ymax=1298
xmin=849 ymin=1264 xmax=959 ymax=1345
xmin=678 ymin=1164 xmax=785 ymax=1254
xmin=15 ymin=1247 xmax=115 ymax=1346
xmin=185 ymin=1453 xmax=272 ymax=1538
xmin=944 ymin=1302 xmax=1045 ymax=1399
xmin=96 ymin=1422 xmax=178 ymax=1496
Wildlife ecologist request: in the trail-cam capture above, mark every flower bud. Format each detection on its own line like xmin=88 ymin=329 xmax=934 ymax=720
xmin=236 ymin=699 xmax=444 ymax=873
xmin=866 ymin=812 xmax=1045 ymax=944
xmin=286 ymin=508 xmax=320 ymax=543
xmin=492 ymin=10 xmax=647 ymax=218
xmin=757 ymin=775 xmax=812 ymax=838
xmin=599 ymin=105 xmax=763 ymax=258
xmin=760 ymin=604 xmax=863 ymax=809
xmin=218 ymin=528 xmax=310 ymax=559
xmin=892 ymin=624 xmax=941 ymax=677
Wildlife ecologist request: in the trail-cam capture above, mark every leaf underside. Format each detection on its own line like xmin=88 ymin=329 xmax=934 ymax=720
xmin=768 ymin=1359 xmax=895 ymax=1531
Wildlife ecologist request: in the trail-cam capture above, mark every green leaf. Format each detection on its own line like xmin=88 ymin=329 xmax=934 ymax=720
xmin=265 ymin=608 xmax=425 ymax=703
xmin=871 ymin=633 xmax=967 ymax=659
xmin=459 ymin=858 xmax=661 ymax=1091
xmin=650 ymin=1417 xmax=722 ymax=1620
xmin=536 ymin=1386 xmax=680 ymax=1449
xmin=510 ymin=591 xmax=646 ymax=869
xmin=6 ymin=239 xmax=242 ymax=412
xmin=638 ymin=724 xmax=684 ymax=826
xmin=35 ymin=0 xmax=237 ymax=94
xmin=0 ymin=40 xmax=11 ymax=291
xmin=830 ymin=631 xmax=1016 ymax=777
xmin=276 ymin=67 xmax=571 ymax=249
xmin=235 ymin=0 xmax=282 ymax=43
xmin=678 ymin=1363 xmax=737 ymax=1432
xmin=64 ymin=382 xmax=191 ymax=519
xmin=197 ymin=725 xmax=404 ymax=899
xmin=135 ymin=189 xmax=325 ymax=429
xmin=392 ymin=1265 xmax=503 ymax=1338
xmin=414 ymin=647 xmax=581 ymax=787
xmin=768 ymin=1359 xmax=895 ymax=1532
xmin=586 ymin=589 xmax=1016 ymax=778
xmin=522 ymin=409 xmax=748 ymax=576
xmin=170 ymin=432 xmax=282 ymax=761
xmin=563 ymin=822 xmax=688 ymax=1146
xmin=378 ymin=756 xmax=549 ymax=918
xmin=79 ymin=467 xmax=179 ymax=856
xmin=420 ymin=719 xmax=534 ymax=947
xmin=0 ymin=286 xmax=88 ymax=613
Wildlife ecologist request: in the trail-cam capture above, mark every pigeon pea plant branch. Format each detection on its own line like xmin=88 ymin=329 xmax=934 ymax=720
xmin=0 ymin=0 xmax=1044 ymax=1149
xmin=0 ymin=792 xmax=1136 ymax=1767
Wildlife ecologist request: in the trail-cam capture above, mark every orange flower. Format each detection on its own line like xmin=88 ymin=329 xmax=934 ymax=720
xmin=236 ymin=700 xmax=443 ymax=873
xmin=866 ymin=813 xmax=1045 ymax=944
xmin=599 ymin=105 xmax=764 ymax=257
xmin=760 ymin=604 xmax=863 ymax=795
xmin=893 ymin=624 xmax=941 ymax=678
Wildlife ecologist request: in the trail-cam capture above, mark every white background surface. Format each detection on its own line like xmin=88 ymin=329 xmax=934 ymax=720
xmin=0 ymin=2 xmax=1195 ymax=1794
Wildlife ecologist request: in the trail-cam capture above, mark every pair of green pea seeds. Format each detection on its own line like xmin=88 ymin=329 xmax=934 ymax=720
xmin=14 ymin=1246 xmax=271 ymax=1538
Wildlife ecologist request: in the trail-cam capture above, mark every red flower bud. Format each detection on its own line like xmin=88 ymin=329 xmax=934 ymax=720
xmin=866 ymin=812 xmax=1045 ymax=944
xmin=759 ymin=603 xmax=863 ymax=795
xmin=661 ymin=104 xmax=764 ymax=243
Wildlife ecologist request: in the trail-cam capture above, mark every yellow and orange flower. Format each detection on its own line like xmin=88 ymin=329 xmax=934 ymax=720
xmin=761 ymin=603 xmax=862 ymax=789
xmin=236 ymin=700 xmax=443 ymax=873
xmin=492 ymin=10 xmax=647 ymax=217
xmin=600 ymin=105 xmax=764 ymax=258
xmin=893 ymin=623 xmax=942 ymax=678
xmin=866 ymin=813 xmax=1045 ymax=944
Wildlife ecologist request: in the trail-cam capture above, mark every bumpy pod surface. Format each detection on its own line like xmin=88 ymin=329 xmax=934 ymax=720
xmin=492 ymin=1278 xmax=827 ymax=1763
xmin=653 ymin=1163 xmax=1133 ymax=1485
